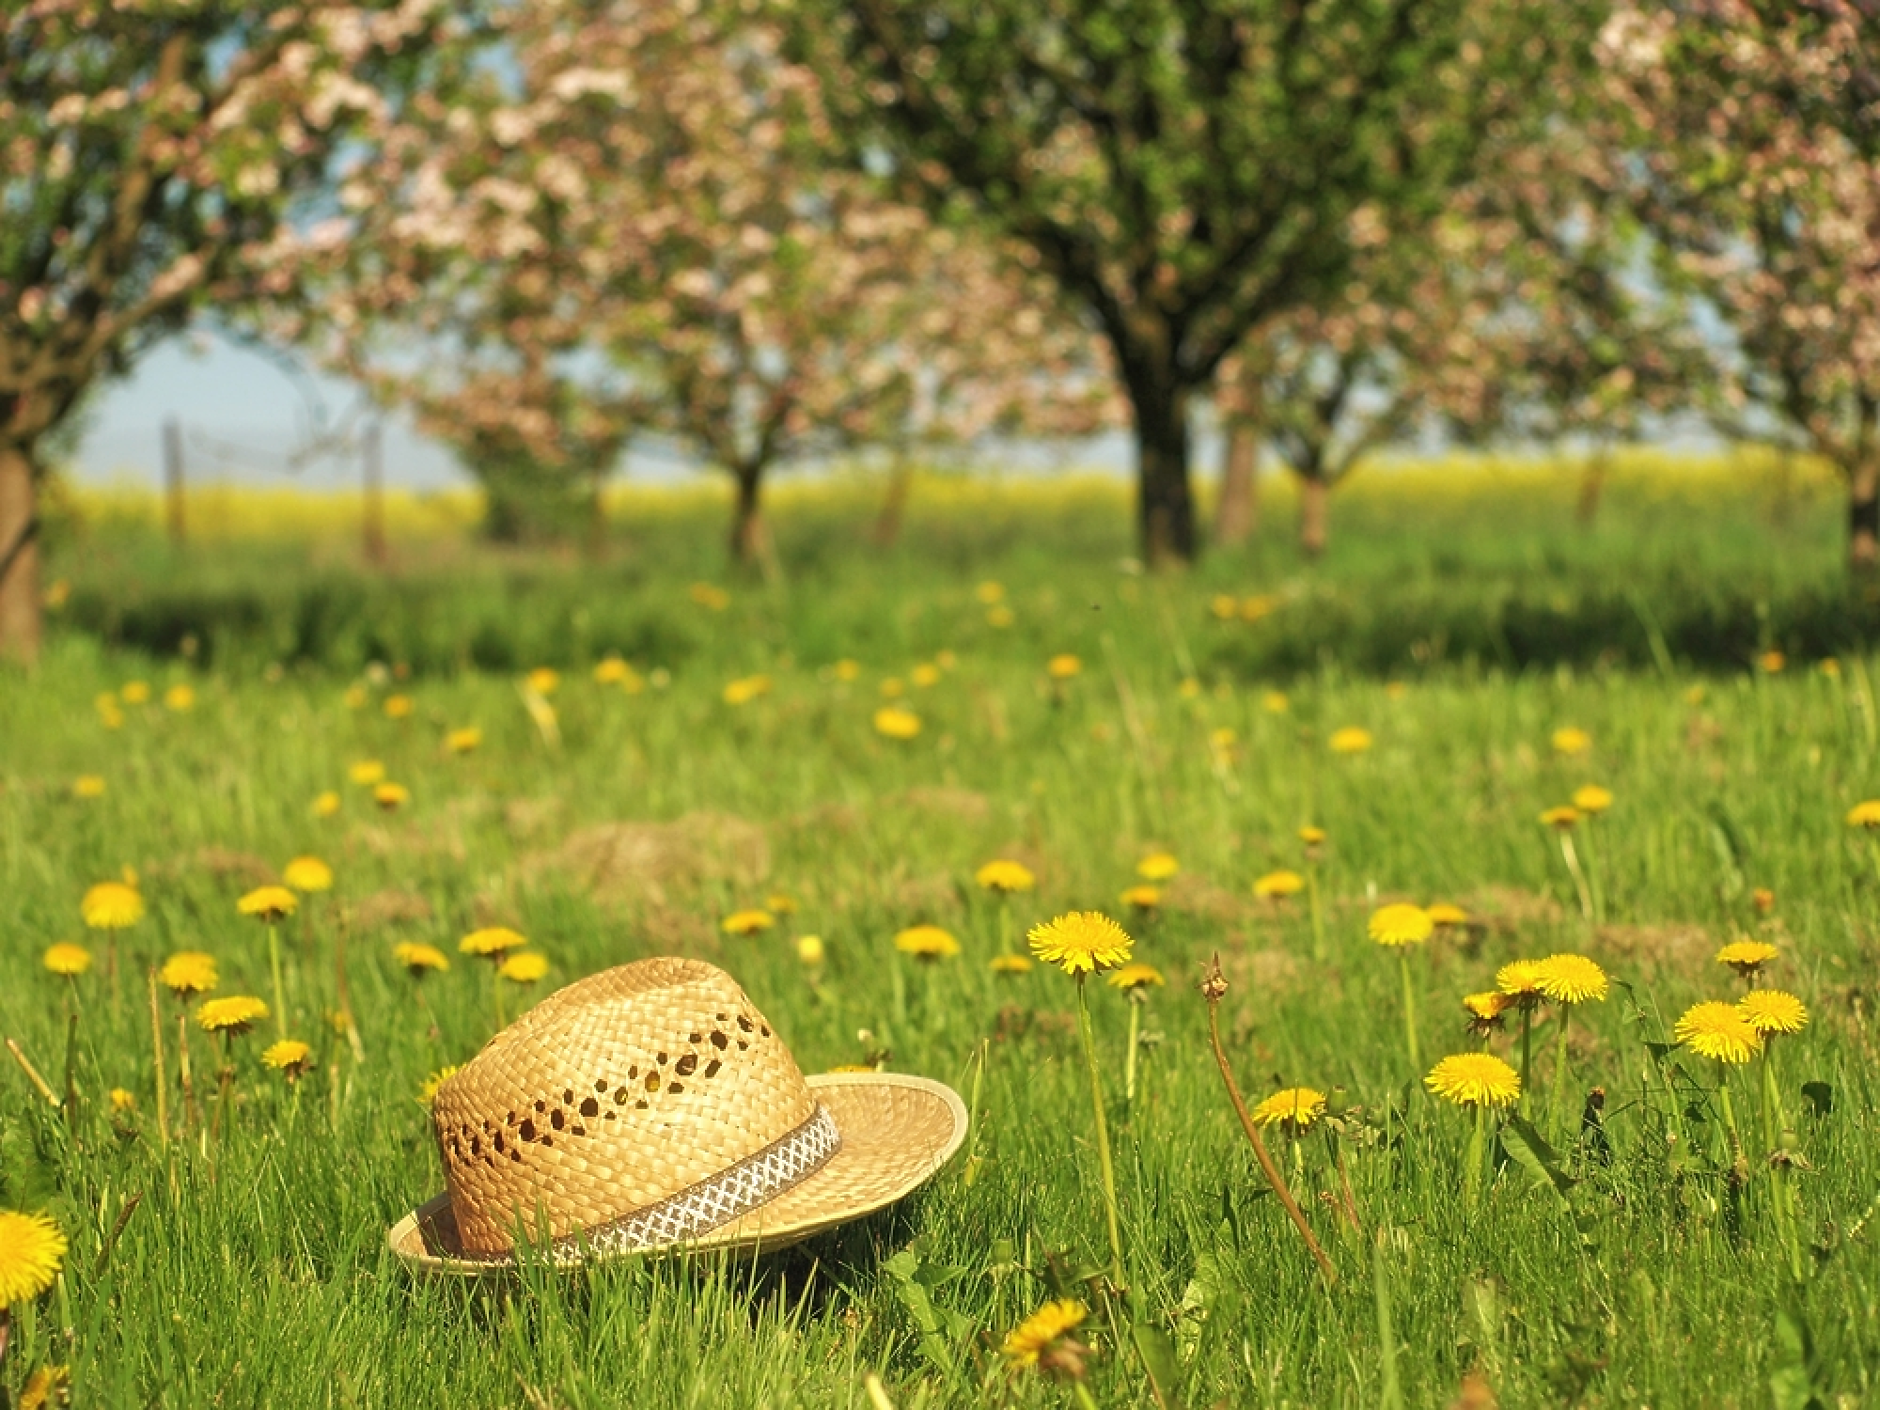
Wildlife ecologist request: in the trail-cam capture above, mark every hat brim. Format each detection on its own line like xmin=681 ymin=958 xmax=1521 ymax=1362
xmin=388 ymin=1072 xmax=969 ymax=1276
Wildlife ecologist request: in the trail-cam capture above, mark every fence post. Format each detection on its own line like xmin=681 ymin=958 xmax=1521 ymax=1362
xmin=162 ymin=417 xmax=185 ymax=546
xmin=362 ymin=420 xmax=387 ymax=567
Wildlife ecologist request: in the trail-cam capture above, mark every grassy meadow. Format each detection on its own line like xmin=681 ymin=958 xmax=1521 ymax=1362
xmin=5 ymin=452 xmax=1880 ymax=1407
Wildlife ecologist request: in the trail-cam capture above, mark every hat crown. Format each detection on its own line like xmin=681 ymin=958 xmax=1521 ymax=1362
xmin=431 ymin=957 xmax=815 ymax=1255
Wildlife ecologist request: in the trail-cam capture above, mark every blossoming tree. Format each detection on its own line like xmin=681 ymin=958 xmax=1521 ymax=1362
xmin=1599 ymin=1 xmax=1880 ymax=568
xmin=300 ymin=0 xmax=1113 ymax=566
xmin=0 ymin=0 xmax=456 ymax=661
xmin=798 ymin=0 xmax=1571 ymax=565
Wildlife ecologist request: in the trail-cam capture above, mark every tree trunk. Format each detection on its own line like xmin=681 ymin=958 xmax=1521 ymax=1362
xmin=729 ymin=464 xmax=770 ymax=570
xmin=1299 ymin=474 xmax=1329 ymax=558
xmin=1213 ymin=421 xmax=1260 ymax=547
xmin=1134 ymin=386 xmax=1196 ymax=566
xmin=0 ymin=442 xmax=42 ymax=664
xmin=1852 ymin=455 xmax=1880 ymax=572
xmin=1575 ymin=444 xmax=1611 ymax=527
xmin=870 ymin=453 xmax=913 ymax=547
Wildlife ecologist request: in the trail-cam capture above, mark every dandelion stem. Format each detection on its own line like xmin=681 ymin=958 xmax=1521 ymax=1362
xmin=147 ymin=969 xmax=168 ymax=1152
xmin=1074 ymin=977 xmax=1126 ymax=1287
xmin=1518 ymin=1007 xmax=1534 ymax=1103
xmin=1464 ymin=1104 xmax=1486 ymax=1213
xmin=266 ymin=922 xmax=288 ymax=1037
xmin=1123 ymin=998 xmax=1141 ymax=1107
xmin=1550 ymin=1006 xmax=1573 ymax=1138
xmin=1580 ymin=822 xmax=1607 ymax=925
xmin=1202 ymin=957 xmax=1337 ymax=1285
xmin=1397 ymin=951 xmax=1420 ymax=1072
xmin=1072 ymin=1381 xmax=1102 ymax=1410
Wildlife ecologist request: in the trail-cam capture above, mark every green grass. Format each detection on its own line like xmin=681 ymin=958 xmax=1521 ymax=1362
xmin=5 ymin=460 xmax=1880 ymax=1406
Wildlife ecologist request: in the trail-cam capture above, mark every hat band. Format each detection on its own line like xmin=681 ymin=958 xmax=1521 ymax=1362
xmin=500 ymin=1103 xmax=842 ymax=1263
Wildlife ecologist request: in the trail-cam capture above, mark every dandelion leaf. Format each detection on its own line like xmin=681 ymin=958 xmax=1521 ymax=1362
xmin=1498 ymin=1113 xmax=1576 ymax=1209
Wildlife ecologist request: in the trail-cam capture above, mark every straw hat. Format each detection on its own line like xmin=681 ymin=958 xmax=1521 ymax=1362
xmin=388 ymin=956 xmax=967 ymax=1273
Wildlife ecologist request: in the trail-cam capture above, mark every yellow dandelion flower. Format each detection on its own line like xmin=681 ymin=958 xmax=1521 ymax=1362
xmin=1534 ymin=953 xmax=1608 ymax=1005
xmin=894 ymin=925 xmax=960 ymax=960
xmin=97 ymin=702 xmax=125 ymax=729
xmin=1674 ymin=1001 xmax=1763 ymax=1064
xmin=766 ymin=893 xmax=799 ymax=915
xmin=349 ymin=759 xmax=386 ymax=786
xmin=1739 ymin=989 xmax=1808 ymax=1036
xmin=989 ymin=954 xmax=1033 ymax=974
xmin=910 ymin=663 xmax=942 ymax=688
xmin=383 ymin=693 xmax=414 ymax=720
xmin=721 ymin=909 xmax=776 ymax=937
xmin=879 ymin=677 xmax=906 ymax=699
xmin=986 ymin=605 xmax=1016 ymax=628
xmin=237 ymin=886 xmax=298 ymax=922
xmin=1118 ymin=884 xmax=1162 ymax=910
xmin=120 ymin=681 xmax=151 ymax=705
xmin=1424 ymin=1052 xmax=1522 ymax=1108
xmin=81 ymin=881 xmax=144 ymax=930
xmin=1463 ymin=991 xmax=1511 ymax=1031
xmin=723 ymin=675 xmax=772 ymax=706
xmin=499 ymin=952 xmax=549 ymax=985
xmin=1208 ymin=593 xmax=1238 ymax=620
xmin=1329 ymin=726 xmax=1373 ymax=754
xmin=1495 ymin=959 xmax=1548 ymax=1005
xmin=1250 ymin=1086 xmax=1327 ymax=1131
xmin=0 ymin=1211 xmax=67 ymax=1306
xmin=1106 ymin=962 xmax=1165 ymax=992
xmin=1552 ymin=727 xmax=1592 ymax=756
xmin=282 ymin=856 xmax=333 ymax=893
xmin=975 ymin=859 xmax=1036 ymax=894
xmin=373 ymin=781 xmax=410 ymax=810
xmin=1539 ymin=805 xmax=1581 ymax=830
xmin=688 ymin=582 xmax=730 ymax=611
xmin=1572 ymin=785 xmax=1613 ymax=814
xmin=163 ymin=683 xmax=194 ymax=712
xmin=261 ymin=1039 xmax=312 ymax=1078
xmin=1253 ymin=870 xmax=1304 ymax=899
xmin=1850 ymin=800 xmax=1880 ymax=829
xmin=832 ymin=658 xmax=862 ymax=682
xmin=72 ymin=775 xmax=105 ymax=799
xmin=312 ymin=790 xmax=342 ymax=818
xmin=1368 ymin=903 xmax=1433 ymax=947
xmin=1298 ymin=824 xmax=1326 ymax=846
xmin=160 ymin=951 xmax=218 ymax=998
xmin=392 ymin=942 xmax=449 ymax=976
xmin=795 ymin=935 xmax=825 ymax=966
xmin=1264 ymin=691 xmax=1290 ymax=713
xmin=196 ymin=995 xmax=268 ymax=1036
xmin=1002 ymin=1299 xmax=1088 ymax=1369
xmin=1241 ymin=594 xmax=1279 ymax=622
xmin=1137 ymin=852 xmax=1179 ymax=882
xmin=109 ymin=1088 xmax=135 ymax=1113
xmin=1751 ymin=887 xmax=1776 ymax=914
xmin=41 ymin=943 xmax=91 ymax=977
xmin=593 ymin=656 xmax=634 ymax=685
xmin=1759 ymin=650 xmax=1786 ymax=674
xmin=19 ymin=1364 xmax=71 ymax=1410
xmin=976 ymin=581 xmax=1006 ymax=605
xmin=1028 ymin=911 xmax=1133 ymax=976
xmin=1426 ymin=902 xmax=1469 ymax=928
xmin=446 ymin=726 xmax=482 ymax=755
xmin=1821 ymin=657 xmax=1842 ymax=677
xmin=459 ymin=927 xmax=528 ymax=958
xmin=343 ymin=685 xmax=369 ymax=710
xmin=1183 ymin=678 xmax=1206 ymax=700
xmin=526 ymin=667 xmax=561 ymax=696
xmin=874 ymin=706 xmax=922 ymax=740
xmin=417 ymin=1065 xmax=460 ymax=1107
xmin=1716 ymin=939 xmax=1779 ymax=978
xmin=1046 ymin=654 xmax=1082 ymax=680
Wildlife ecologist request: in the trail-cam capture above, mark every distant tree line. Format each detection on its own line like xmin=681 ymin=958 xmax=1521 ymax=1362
xmin=3 ymin=0 xmax=1878 ymax=660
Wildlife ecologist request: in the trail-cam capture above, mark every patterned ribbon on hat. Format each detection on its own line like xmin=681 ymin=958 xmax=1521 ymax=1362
xmin=486 ymin=1103 xmax=843 ymax=1263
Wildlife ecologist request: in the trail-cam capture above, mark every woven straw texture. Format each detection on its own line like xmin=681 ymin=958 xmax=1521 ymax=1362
xmin=430 ymin=957 xmax=816 ymax=1255
xmin=397 ymin=958 xmax=968 ymax=1272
